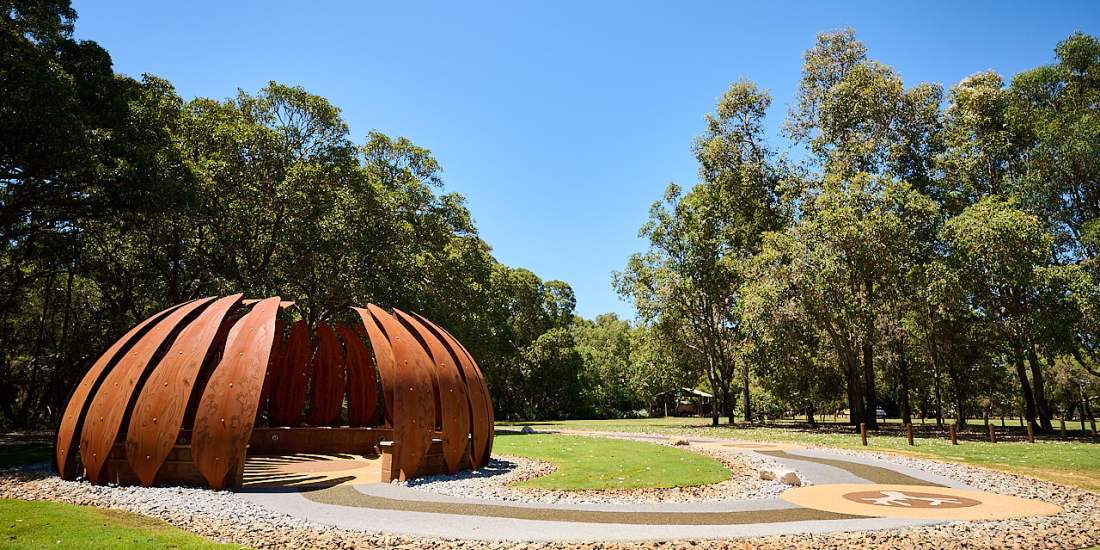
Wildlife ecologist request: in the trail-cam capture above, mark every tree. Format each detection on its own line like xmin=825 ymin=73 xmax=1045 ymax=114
xmin=1 ymin=1 xmax=204 ymax=426
xmin=741 ymin=251 xmax=844 ymax=425
xmin=783 ymin=29 xmax=944 ymax=428
xmin=572 ymin=313 xmax=639 ymax=417
xmin=942 ymin=197 xmax=1059 ymax=431
xmin=617 ymin=80 xmax=784 ymax=425
xmin=1010 ymin=33 xmax=1100 ymax=259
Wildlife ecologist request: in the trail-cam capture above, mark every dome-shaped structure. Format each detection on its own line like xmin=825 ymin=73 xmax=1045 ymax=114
xmin=55 ymin=296 xmax=494 ymax=490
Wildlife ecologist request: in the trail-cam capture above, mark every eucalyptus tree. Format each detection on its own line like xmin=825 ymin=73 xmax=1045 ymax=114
xmin=941 ymin=198 xmax=1059 ymax=431
xmin=783 ymin=29 xmax=944 ymax=427
xmin=628 ymin=321 xmax=700 ymax=410
xmin=617 ymin=80 xmax=784 ymax=424
xmin=1009 ymin=34 xmax=1100 ymax=380
xmin=616 ymin=182 xmax=739 ymax=425
xmin=693 ymin=80 xmax=788 ymax=421
xmin=741 ymin=244 xmax=843 ymax=425
xmin=1009 ymin=32 xmax=1100 ymax=259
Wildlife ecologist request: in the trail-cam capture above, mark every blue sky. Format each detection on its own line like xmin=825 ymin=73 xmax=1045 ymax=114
xmin=72 ymin=1 xmax=1099 ymax=319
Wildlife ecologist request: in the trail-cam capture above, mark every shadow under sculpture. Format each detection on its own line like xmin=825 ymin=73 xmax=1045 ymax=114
xmin=54 ymin=296 xmax=494 ymax=490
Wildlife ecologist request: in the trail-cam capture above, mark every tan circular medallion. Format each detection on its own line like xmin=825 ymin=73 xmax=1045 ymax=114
xmin=781 ymin=483 xmax=1062 ymax=520
xmin=842 ymin=489 xmax=981 ymax=509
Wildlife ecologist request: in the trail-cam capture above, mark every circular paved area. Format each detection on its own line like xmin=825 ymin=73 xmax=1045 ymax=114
xmin=782 ymin=483 xmax=1062 ymax=520
xmin=238 ymin=431 xmax=1063 ymax=541
xmin=243 ymin=454 xmax=382 ymax=488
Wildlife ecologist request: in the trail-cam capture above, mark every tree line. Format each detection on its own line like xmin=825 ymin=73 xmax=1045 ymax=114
xmin=4 ymin=2 xmax=1098 ymax=431
xmin=617 ymin=29 xmax=1100 ymax=432
xmin=1 ymin=1 xmax=662 ymax=428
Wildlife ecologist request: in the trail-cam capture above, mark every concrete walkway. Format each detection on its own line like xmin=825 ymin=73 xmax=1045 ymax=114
xmin=237 ymin=430 xmax=1060 ymax=542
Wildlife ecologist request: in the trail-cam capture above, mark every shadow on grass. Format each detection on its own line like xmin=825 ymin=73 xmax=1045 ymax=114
xmin=0 ymin=432 xmax=52 ymax=467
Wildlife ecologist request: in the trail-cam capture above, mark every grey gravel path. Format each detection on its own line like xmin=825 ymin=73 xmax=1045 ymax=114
xmin=238 ymin=489 xmax=937 ymax=541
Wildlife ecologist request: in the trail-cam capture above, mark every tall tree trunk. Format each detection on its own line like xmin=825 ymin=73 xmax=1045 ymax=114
xmin=22 ymin=271 xmax=56 ymax=427
xmin=723 ymin=375 xmax=736 ymax=425
xmin=898 ymin=341 xmax=912 ymax=425
xmin=844 ymin=354 xmax=863 ymax=425
xmin=955 ymin=387 xmax=967 ymax=427
xmin=741 ymin=360 xmax=752 ymax=422
xmin=723 ymin=393 xmax=734 ymax=424
xmin=706 ymin=364 xmax=720 ymax=427
xmin=948 ymin=360 xmax=967 ymax=427
xmin=932 ymin=355 xmax=944 ymax=427
xmin=1013 ymin=348 xmax=1037 ymax=428
xmin=1026 ymin=344 xmax=1054 ymax=433
xmin=861 ymin=280 xmax=878 ymax=428
xmin=862 ymin=337 xmax=878 ymax=428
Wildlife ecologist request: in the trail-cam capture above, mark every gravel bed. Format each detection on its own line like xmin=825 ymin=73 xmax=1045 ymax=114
xmin=0 ymin=464 xmax=450 ymax=549
xmin=2 ymin=436 xmax=1099 ymax=549
xmin=737 ymin=445 xmax=1100 ymax=549
xmin=400 ymin=443 xmax=793 ymax=504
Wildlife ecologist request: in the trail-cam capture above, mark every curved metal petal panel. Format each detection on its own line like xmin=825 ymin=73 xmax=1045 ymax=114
xmin=367 ymin=304 xmax=434 ymax=480
xmin=354 ymin=307 xmax=395 ymax=426
xmin=419 ymin=316 xmax=495 ymax=468
xmin=306 ymin=323 xmax=345 ymax=427
xmin=257 ymin=318 xmax=286 ymax=422
xmin=191 ymin=297 xmax=281 ymax=490
xmin=124 ymin=294 xmax=243 ymax=486
xmin=395 ymin=309 xmax=471 ymax=474
xmin=339 ymin=324 xmax=379 ymax=427
xmin=268 ymin=320 xmax=311 ymax=426
xmin=55 ymin=301 xmax=189 ymax=479
xmin=80 ymin=297 xmax=216 ymax=484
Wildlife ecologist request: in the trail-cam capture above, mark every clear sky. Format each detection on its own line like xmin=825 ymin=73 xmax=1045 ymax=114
xmin=71 ymin=1 xmax=1099 ymax=320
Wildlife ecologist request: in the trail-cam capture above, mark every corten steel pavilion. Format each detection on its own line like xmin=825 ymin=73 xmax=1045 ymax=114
xmin=54 ymin=295 xmax=494 ymax=490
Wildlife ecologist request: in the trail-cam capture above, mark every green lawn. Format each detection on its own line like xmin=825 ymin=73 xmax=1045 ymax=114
xmin=499 ymin=417 xmax=1100 ymax=492
xmin=0 ymin=433 xmax=51 ymax=468
xmin=493 ymin=432 xmax=730 ymax=490
xmin=0 ymin=499 xmax=241 ymax=549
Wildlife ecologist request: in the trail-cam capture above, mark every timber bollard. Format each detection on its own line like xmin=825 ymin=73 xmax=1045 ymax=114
xmin=949 ymin=423 xmax=957 ymax=445
xmin=860 ymin=423 xmax=867 ymax=446
xmin=1061 ymin=418 xmax=1067 ymax=437
xmin=906 ymin=423 xmax=914 ymax=446
xmin=1092 ymin=418 xmax=1097 ymax=435
xmin=1026 ymin=422 xmax=1035 ymax=443
xmin=988 ymin=423 xmax=996 ymax=443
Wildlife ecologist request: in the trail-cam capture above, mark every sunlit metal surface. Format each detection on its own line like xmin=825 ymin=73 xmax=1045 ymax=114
xmin=55 ymin=297 xmax=493 ymax=489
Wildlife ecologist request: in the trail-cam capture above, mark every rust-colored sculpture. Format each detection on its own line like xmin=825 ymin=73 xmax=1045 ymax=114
xmin=55 ymin=297 xmax=494 ymax=489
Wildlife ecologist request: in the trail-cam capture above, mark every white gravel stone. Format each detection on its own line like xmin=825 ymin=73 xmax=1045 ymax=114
xmin=4 ymin=435 xmax=1098 ymax=549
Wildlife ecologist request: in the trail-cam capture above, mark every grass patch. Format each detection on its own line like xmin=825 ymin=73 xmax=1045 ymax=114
xmin=500 ymin=417 xmax=1100 ymax=492
xmin=0 ymin=498 xmax=241 ymax=549
xmin=493 ymin=432 xmax=729 ymax=490
xmin=0 ymin=433 xmax=52 ymax=468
